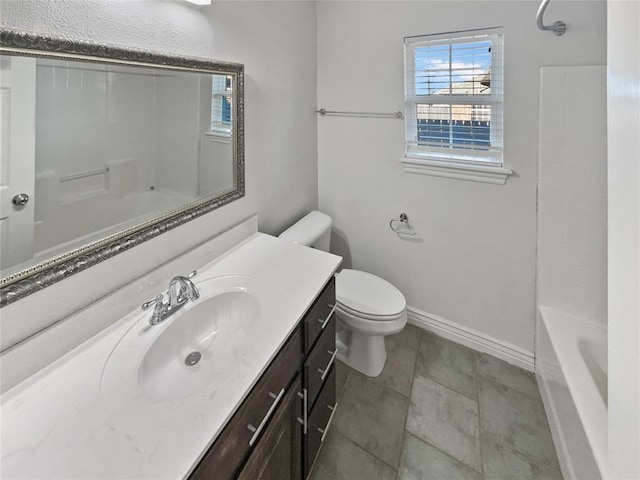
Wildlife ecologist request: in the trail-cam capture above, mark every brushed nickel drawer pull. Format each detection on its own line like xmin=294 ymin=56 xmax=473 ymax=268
xmin=296 ymin=389 xmax=308 ymax=434
xmin=247 ymin=388 xmax=285 ymax=447
xmin=316 ymin=304 xmax=337 ymax=330
xmin=317 ymin=349 xmax=338 ymax=382
xmin=317 ymin=402 xmax=338 ymax=443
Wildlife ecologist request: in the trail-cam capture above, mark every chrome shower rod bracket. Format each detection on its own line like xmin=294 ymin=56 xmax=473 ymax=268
xmin=536 ymin=0 xmax=566 ymax=36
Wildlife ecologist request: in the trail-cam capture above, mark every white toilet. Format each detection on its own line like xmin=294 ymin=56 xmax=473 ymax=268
xmin=279 ymin=211 xmax=407 ymax=377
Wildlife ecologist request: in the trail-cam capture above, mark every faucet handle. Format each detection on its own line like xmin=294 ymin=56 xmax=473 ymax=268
xmin=188 ymin=270 xmax=197 ymax=279
xmin=141 ymin=293 xmax=164 ymax=311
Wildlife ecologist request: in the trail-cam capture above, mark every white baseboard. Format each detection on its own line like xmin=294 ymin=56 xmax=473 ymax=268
xmin=406 ymin=306 xmax=535 ymax=372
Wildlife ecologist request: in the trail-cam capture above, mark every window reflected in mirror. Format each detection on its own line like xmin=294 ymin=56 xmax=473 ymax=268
xmin=210 ymin=74 xmax=232 ymax=137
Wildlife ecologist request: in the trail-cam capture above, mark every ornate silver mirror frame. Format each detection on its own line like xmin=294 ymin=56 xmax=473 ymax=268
xmin=0 ymin=29 xmax=244 ymax=307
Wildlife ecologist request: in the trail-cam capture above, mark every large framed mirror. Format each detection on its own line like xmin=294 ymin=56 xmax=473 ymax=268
xmin=0 ymin=30 xmax=244 ymax=306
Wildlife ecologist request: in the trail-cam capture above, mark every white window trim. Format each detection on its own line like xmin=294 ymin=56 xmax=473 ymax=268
xmin=205 ymin=130 xmax=232 ymax=144
xmin=403 ymin=27 xmax=512 ymax=184
xmin=401 ymin=156 xmax=512 ymax=184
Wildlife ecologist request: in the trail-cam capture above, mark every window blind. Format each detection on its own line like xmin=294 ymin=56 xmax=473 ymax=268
xmin=211 ymin=74 xmax=233 ymax=133
xmin=404 ymin=28 xmax=503 ymax=166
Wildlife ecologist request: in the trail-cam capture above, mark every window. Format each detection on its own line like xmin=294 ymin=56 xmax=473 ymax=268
xmin=210 ymin=74 xmax=233 ymax=137
xmin=403 ymin=28 xmax=510 ymax=184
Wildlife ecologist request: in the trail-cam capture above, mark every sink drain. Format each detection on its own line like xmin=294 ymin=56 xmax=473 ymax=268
xmin=185 ymin=351 xmax=202 ymax=366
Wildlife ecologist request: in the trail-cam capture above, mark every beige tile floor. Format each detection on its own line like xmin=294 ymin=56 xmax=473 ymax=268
xmin=309 ymin=325 xmax=563 ymax=480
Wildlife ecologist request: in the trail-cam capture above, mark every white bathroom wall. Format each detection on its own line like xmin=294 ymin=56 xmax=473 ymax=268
xmin=0 ymin=1 xmax=318 ymax=354
xmin=317 ymin=0 xmax=607 ymax=360
xmin=537 ymin=66 xmax=607 ymax=324
xmin=607 ymin=1 xmax=640 ymax=478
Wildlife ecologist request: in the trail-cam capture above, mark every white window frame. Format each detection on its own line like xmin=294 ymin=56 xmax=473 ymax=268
xmin=402 ymin=28 xmax=512 ymax=184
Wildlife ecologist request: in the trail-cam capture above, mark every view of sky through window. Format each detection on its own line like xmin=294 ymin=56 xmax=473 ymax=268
xmin=415 ymin=40 xmax=491 ymax=95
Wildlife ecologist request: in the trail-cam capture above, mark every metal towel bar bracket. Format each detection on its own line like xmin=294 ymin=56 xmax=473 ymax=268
xmin=536 ymin=0 xmax=566 ymax=36
xmin=389 ymin=213 xmax=417 ymax=236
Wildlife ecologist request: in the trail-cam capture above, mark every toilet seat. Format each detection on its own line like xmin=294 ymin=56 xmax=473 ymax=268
xmin=336 ymin=269 xmax=406 ymax=318
xmin=336 ymin=301 xmax=404 ymax=321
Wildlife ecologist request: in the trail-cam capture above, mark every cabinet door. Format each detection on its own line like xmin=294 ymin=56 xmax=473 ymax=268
xmin=238 ymin=376 xmax=303 ymax=480
xmin=189 ymin=329 xmax=301 ymax=480
xmin=304 ymin=367 xmax=336 ymax=478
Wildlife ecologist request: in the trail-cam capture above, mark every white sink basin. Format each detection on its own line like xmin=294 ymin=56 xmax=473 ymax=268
xmin=139 ymin=290 xmax=260 ymax=401
xmin=101 ymin=275 xmax=262 ymax=405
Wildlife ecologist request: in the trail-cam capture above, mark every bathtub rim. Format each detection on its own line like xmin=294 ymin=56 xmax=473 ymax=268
xmin=537 ymin=305 xmax=607 ymax=478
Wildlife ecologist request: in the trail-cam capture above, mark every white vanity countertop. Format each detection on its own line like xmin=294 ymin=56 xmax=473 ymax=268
xmin=0 ymin=233 xmax=341 ymax=479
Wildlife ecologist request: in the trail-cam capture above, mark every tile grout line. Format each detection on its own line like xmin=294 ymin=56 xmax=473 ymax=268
xmin=414 ymin=334 xmax=482 ymax=474
xmin=416 ymin=390 xmax=483 ymax=473
xmin=474 ymin=357 xmax=562 ymax=477
xmin=405 ymin=430 xmax=485 ymax=477
xmin=333 ymin=368 xmax=407 ymax=474
xmin=315 ymin=429 xmax=397 ymax=479
xmin=394 ymin=328 xmax=423 ymax=480
xmin=475 ymin=371 xmax=552 ymax=455
xmin=407 ymin=334 xmax=484 ymax=475
xmin=403 ymin=334 xmax=484 ymax=476
xmin=415 ymin=333 xmax=480 ymax=402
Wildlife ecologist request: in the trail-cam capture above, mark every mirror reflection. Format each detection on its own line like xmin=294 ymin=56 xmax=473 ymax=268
xmin=0 ymin=55 xmax=237 ymax=276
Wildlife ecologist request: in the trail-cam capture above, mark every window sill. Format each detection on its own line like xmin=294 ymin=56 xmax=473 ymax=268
xmin=205 ymin=131 xmax=231 ymax=144
xmin=401 ymin=156 xmax=513 ymax=185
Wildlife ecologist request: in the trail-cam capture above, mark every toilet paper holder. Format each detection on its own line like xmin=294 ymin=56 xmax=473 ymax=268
xmin=389 ymin=213 xmax=416 ymax=235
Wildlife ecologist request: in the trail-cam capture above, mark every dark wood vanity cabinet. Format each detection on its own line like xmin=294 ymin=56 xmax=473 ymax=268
xmin=189 ymin=329 xmax=302 ymax=480
xmin=238 ymin=376 xmax=303 ymax=480
xmin=302 ymin=277 xmax=338 ymax=478
xmin=189 ymin=277 xmax=337 ymax=480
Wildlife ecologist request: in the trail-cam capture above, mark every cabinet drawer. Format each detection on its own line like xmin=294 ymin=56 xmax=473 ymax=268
xmin=305 ymin=367 xmax=337 ymax=477
xmin=304 ymin=317 xmax=336 ymax=411
xmin=303 ymin=277 xmax=336 ymax=353
xmin=190 ymin=328 xmax=302 ymax=480
xmin=238 ymin=376 xmax=302 ymax=480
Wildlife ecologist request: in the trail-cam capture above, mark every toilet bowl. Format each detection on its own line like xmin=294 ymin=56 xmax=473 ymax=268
xmin=334 ymin=269 xmax=407 ymax=377
xmin=278 ymin=211 xmax=407 ymax=378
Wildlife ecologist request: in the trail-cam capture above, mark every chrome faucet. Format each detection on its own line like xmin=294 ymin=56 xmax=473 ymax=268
xmin=141 ymin=271 xmax=200 ymax=325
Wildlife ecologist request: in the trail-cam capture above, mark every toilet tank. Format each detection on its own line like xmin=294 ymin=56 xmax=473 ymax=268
xmin=278 ymin=211 xmax=332 ymax=252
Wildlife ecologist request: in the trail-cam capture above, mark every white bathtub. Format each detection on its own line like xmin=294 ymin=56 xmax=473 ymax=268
xmin=536 ymin=306 xmax=607 ymax=480
xmin=34 ymin=189 xmax=195 ymax=257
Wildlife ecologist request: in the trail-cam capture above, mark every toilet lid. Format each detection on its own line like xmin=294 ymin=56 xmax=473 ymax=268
xmin=336 ymin=269 xmax=406 ymax=317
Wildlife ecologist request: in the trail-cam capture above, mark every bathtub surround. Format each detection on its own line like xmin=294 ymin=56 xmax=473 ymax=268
xmin=535 ymin=65 xmax=607 ymax=479
xmin=537 ymin=66 xmax=607 ymax=325
xmin=317 ymin=1 xmax=607 ymax=362
xmin=0 ymin=1 xmax=318 ymax=357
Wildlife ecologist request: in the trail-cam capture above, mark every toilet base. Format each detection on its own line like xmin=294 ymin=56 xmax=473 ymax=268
xmin=336 ymin=327 xmax=388 ymax=377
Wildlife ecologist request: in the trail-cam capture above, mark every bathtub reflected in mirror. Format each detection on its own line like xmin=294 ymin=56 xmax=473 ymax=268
xmin=0 ymin=29 xmax=244 ymax=308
